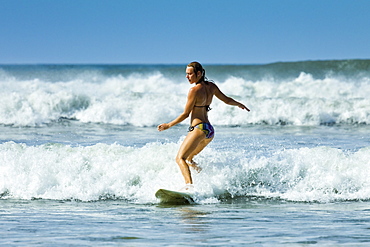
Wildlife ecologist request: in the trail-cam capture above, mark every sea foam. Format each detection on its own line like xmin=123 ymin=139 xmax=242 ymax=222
xmin=1 ymin=72 xmax=369 ymax=127
xmin=1 ymin=141 xmax=369 ymax=203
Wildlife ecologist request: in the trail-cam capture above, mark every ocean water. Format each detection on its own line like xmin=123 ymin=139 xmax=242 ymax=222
xmin=1 ymin=60 xmax=370 ymax=246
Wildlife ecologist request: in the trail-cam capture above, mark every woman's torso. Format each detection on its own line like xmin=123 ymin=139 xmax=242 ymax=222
xmin=190 ymin=81 xmax=215 ymax=126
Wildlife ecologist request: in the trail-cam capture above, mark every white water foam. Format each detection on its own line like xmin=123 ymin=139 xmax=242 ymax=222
xmin=1 ymin=70 xmax=370 ymax=126
xmin=1 ymin=141 xmax=369 ymax=203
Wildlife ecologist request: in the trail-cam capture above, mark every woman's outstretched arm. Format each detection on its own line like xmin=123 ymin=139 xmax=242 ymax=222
xmin=214 ymin=84 xmax=250 ymax=111
xmin=157 ymin=87 xmax=197 ymax=131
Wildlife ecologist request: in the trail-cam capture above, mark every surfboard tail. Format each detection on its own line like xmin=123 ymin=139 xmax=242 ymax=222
xmin=155 ymin=189 xmax=195 ymax=204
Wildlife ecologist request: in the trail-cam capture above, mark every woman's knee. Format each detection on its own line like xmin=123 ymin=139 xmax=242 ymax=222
xmin=175 ymin=155 xmax=184 ymax=164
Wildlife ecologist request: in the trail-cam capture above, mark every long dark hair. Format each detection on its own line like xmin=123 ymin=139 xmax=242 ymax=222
xmin=187 ymin=61 xmax=210 ymax=84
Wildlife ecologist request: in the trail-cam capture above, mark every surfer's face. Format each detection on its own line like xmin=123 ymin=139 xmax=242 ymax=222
xmin=186 ymin=67 xmax=201 ymax=84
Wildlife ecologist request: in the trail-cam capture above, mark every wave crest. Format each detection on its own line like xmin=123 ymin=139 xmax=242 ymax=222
xmin=1 ymin=63 xmax=369 ymax=126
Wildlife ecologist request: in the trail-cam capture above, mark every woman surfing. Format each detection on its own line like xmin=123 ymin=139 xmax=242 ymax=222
xmin=157 ymin=61 xmax=250 ymax=191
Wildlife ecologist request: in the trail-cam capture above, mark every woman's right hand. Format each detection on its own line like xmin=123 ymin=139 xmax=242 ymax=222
xmin=238 ymin=103 xmax=250 ymax=111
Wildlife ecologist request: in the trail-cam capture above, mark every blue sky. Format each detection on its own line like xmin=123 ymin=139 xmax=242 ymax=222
xmin=1 ymin=0 xmax=369 ymax=64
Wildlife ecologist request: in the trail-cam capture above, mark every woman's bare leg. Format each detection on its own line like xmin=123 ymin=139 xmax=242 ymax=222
xmin=186 ymin=137 xmax=214 ymax=173
xmin=176 ymin=130 xmax=206 ymax=184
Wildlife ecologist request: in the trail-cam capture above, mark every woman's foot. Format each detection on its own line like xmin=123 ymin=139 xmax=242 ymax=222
xmin=186 ymin=160 xmax=202 ymax=173
xmin=179 ymin=184 xmax=194 ymax=192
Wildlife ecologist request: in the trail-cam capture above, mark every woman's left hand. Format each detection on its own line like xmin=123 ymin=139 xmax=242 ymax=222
xmin=157 ymin=123 xmax=170 ymax=131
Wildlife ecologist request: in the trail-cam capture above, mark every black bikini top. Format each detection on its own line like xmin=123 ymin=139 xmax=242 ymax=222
xmin=194 ymin=81 xmax=212 ymax=111
xmin=194 ymin=105 xmax=212 ymax=112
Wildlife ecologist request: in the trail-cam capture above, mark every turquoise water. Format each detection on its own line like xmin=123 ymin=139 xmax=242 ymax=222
xmin=2 ymin=198 xmax=370 ymax=246
xmin=1 ymin=61 xmax=370 ymax=245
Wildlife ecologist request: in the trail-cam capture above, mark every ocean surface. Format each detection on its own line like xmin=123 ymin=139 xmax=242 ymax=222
xmin=1 ymin=60 xmax=370 ymax=246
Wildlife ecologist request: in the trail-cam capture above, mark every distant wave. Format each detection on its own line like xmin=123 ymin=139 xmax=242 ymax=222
xmin=0 ymin=60 xmax=369 ymax=126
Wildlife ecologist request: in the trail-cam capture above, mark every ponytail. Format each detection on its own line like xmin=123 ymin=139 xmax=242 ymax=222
xmin=187 ymin=61 xmax=208 ymax=84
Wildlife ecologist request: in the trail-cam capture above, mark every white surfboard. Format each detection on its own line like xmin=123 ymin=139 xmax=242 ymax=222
xmin=155 ymin=189 xmax=195 ymax=204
